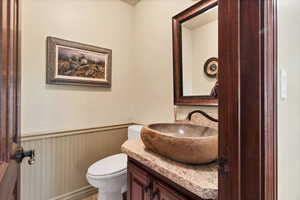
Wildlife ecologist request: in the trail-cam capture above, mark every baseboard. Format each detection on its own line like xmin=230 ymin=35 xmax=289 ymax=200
xmin=50 ymin=185 xmax=97 ymax=200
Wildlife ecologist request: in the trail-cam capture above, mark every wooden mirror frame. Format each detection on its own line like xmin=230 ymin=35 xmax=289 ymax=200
xmin=172 ymin=0 xmax=218 ymax=106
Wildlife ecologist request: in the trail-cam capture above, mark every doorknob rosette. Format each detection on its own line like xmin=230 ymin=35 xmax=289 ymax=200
xmin=14 ymin=147 xmax=36 ymax=165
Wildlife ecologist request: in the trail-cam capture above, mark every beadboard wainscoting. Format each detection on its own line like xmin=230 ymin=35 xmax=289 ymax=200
xmin=21 ymin=124 xmax=132 ymax=200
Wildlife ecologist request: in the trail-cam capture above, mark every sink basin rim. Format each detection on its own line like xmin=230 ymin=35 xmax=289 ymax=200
xmin=145 ymin=123 xmax=218 ymax=140
xmin=141 ymin=122 xmax=218 ymax=164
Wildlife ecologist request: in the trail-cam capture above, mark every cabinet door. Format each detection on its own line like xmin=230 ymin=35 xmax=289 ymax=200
xmin=128 ymin=162 xmax=151 ymax=200
xmin=152 ymin=181 xmax=188 ymax=200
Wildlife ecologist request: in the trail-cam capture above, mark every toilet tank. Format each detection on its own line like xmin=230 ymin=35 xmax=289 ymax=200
xmin=128 ymin=125 xmax=143 ymax=139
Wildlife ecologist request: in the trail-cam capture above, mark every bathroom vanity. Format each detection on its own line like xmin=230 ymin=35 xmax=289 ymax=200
xmin=122 ymin=139 xmax=218 ymax=200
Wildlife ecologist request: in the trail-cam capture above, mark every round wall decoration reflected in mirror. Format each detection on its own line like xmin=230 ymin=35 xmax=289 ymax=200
xmin=204 ymin=57 xmax=218 ymax=78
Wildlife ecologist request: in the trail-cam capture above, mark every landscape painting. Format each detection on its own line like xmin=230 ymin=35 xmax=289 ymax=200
xmin=47 ymin=37 xmax=112 ymax=87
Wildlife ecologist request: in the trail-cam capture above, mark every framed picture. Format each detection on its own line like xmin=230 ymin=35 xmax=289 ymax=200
xmin=47 ymin=37 xmax=112 ymax=87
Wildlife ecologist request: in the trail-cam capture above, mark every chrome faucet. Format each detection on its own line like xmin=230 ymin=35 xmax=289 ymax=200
xmin=186 ymin=110 xmax=219 ymax=122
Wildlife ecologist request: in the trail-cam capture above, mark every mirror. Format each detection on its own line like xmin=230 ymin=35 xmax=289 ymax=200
xmin=173 ymin=1 xmax=218 ymax=106
xmin=182 ymin=6 xmax=218 ymax=96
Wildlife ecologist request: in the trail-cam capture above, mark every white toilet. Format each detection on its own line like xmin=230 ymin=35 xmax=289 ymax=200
xmin=86 ymin=125 xmax=143 ymax=200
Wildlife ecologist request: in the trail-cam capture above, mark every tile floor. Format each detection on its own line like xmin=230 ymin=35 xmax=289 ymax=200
xmin=82 ymin=194 xmax=97 ymax=200
xmin=82 ymin=193 xmax=127 ymax=200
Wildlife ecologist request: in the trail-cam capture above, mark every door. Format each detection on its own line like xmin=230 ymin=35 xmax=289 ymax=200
xmin=152 ymin=181 xmax=187 ymax=200
xmin=219 ymin=0 xmax=277 ymax=200
xmin=0 ymin=0 xmax=20 ymax=199
xmin=127 ymin=162 xmax=151 ymax=200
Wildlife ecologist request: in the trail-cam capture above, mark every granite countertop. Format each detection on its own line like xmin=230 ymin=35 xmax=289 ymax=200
xmin=121 ymin=139 xmax=218 ymax=200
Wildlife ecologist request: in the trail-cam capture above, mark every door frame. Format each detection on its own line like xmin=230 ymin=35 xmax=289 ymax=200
xmin=1 ymin=0 xmax=277 ymax=200
xmin=0 ymin=0 xmax=21 ymax=199
xmin=219 ymin=0 xmax=277 ymax=200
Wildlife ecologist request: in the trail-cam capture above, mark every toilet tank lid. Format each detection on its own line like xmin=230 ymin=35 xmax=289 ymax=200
xmin=87 ymin=153 xmax=127 ymax=176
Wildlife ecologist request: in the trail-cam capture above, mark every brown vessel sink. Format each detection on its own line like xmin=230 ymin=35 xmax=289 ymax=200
xmin=141 ymin=123 xmax=218 ymax=164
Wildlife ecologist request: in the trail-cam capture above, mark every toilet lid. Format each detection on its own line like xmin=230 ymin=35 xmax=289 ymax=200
xmin=87 ymin=153 xmax=127 ymax=177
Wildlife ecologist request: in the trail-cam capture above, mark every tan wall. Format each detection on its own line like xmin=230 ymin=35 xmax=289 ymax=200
xmin=21 ymin=0 xmax=135 ymax=134
xmin=21 ymin=1 xmax=135 ymax=199
xmin=277 ymin=0 xmax=300 ymax=199
xmin=132 ymin=0 xmax=218 ymax=125
xmin=21 ymin=0 xmax=218 ymax=135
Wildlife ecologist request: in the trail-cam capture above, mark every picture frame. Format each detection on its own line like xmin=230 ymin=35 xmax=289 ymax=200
xmin=46 ymin=37 xmax=112 ymax=87
xmin=204 ymin=57 xmax=218 ymax=78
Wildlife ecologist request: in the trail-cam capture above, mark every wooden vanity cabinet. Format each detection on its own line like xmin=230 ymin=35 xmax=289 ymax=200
xmin=127 ymin=158 xmax=207 ymax=200
xmin=128 ymin=161 xmax=151 ymax=200
xmin=152 ymin=181 xmax=187 ymax=200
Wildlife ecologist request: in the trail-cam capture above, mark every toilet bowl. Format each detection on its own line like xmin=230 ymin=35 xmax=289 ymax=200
xmin=86 ymin=125 xmax=143 ymax=200
xmin=86 ymin=153 xmax=127 ymax=200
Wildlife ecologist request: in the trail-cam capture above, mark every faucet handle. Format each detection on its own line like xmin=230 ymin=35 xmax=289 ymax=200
xmin=186 ymin=110 xmax=219 ymax=122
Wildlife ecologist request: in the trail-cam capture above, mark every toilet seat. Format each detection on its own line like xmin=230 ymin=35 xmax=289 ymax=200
xmin=87 ymin=153 xmax=127 ymax=178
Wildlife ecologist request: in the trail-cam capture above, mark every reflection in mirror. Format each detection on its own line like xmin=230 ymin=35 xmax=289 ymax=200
xmin=181 ymin=6 xmax=218 ymax=97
